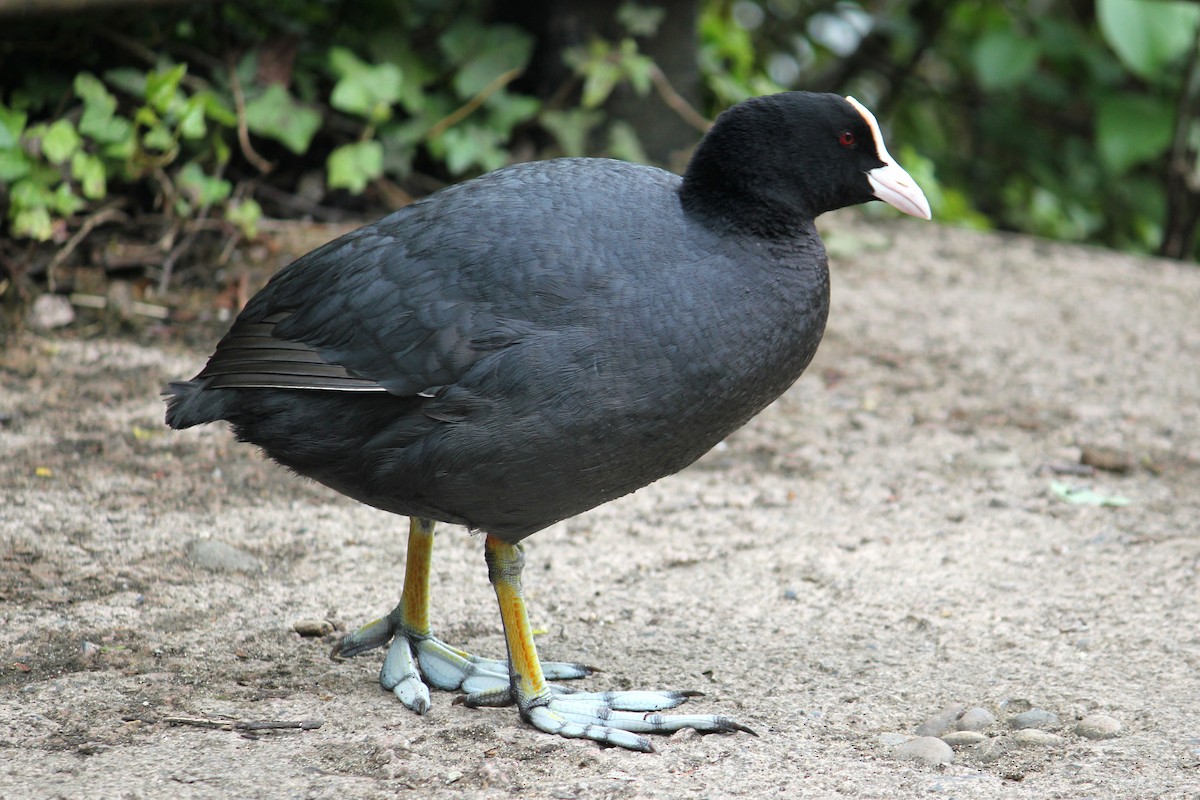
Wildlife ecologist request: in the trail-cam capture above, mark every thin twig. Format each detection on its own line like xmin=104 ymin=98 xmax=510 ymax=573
xmin=45 ymin=204 xmax=128 ymax=292
xmin=648 ymin=64 xmax=711 ymax=132
xmin=163 ymin=716 xmax=322 ymax=732
xmin=425 ymin=68 xmax=523 ymax=139
xmin=227 ymin=54 xmax=274 ymax=175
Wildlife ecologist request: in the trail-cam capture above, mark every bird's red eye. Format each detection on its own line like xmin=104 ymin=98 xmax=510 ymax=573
xmin=839 ymin=131 xmax=857 ymax=148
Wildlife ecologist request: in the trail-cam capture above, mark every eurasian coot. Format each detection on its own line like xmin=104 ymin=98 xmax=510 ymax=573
xmin=165 ymin=91 xmax=930 ymax=752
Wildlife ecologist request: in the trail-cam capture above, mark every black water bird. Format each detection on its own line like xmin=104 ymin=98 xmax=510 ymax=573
xmin=165 ymin=91 xmax=930 ymax=752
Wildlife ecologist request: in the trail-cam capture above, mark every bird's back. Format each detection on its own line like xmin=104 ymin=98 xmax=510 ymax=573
xmin=166 ymin=157 xmax=830 ymax=540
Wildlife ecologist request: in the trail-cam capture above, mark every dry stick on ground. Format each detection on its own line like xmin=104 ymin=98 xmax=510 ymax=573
xmin=161 ymin=716 xmax=322 ymax=732
xmin=44 ymin=204 xmax=128 ymax=292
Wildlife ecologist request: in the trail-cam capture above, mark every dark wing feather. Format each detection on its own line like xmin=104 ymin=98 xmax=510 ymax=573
xmin=190 ymin=160 xmax=679 ymax=399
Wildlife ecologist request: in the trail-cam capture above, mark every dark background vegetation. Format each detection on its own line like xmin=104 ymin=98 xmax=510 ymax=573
xmin=1 ymin=0 xmax=1197 ymax=334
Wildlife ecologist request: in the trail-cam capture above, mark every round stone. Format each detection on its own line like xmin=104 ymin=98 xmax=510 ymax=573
xmin=1013 ymin=729 xmax=1064 ymax=747
xmin=894 ymin=736 xmax=955 ymax=765
xmin=1076 ymin=713 xmax=1122 ymax=740
xmin=956 ymin=707 xmax=997 ymax=732
xmin=1009 ymin=708 xmax=1060 ymax=730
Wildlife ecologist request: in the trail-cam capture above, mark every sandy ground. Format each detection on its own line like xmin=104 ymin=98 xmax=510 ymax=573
xmin=2 ymin=213 xmax=1198 ymax=799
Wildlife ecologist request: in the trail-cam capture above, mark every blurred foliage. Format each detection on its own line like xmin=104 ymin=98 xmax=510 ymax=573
xmin=1 ymin=0 xmax=1198 ymax=291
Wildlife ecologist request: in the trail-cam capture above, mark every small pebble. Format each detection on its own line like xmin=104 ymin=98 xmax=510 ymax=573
xmin=293 ymin=619 xmax=335 ymax=637
xmin=79 ymin=640 xmax=101 ymax=661
xmin=941 ymin=731 xmax=987 ymax=747
xmin=915 ymin=702 xmax=965 ymax=737
xmin=1076 ymin=713 xmax=1122 ymax=740
xmin=956 ymin=707 xmax=996 ymax=732
xmin=27 ymin=294 xmax=75 ymax=330
xmin=187 ymin=539 xmax=262 ymax=573
xmin=1013 ymin=729 xmax=1064 ymax=747
xmin=1009 ymin=708 xmax=1059 ymax=730
xmin=894 ymin=736 xmax=954 ymax=765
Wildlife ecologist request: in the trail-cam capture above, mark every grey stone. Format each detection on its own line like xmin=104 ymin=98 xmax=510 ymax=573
xmin=894 ymin=736 xmax=955 ymax=765
xmin=956 ymin=707 xmax=997 ymax=732
xmin=1076 ymin=713 xmax=1122 ymax=740
xmin=1009 ymin=708 xmax=1060 ymax=730
xmin=1013 ymin=729 xmax=1064 ymax=747
xmin=915 ymin=702 xmax=966 ymax=737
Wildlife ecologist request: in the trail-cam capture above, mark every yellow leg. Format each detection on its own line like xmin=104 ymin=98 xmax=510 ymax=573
xmin=398 ymin=517 xmax=436 ymax=636
xmin=484 ymin=534 xmax=548 ymax=704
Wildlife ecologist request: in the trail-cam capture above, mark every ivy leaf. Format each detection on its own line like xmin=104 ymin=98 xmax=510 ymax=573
xmin=244 ymin=84 xmax=321 ymax=154
xmin=329 ymin=46 xmax=402 ymax=123
xmin=12 ymin=205 xmax=53 ymax=241
xmin=71 ymin=151 xmax=107 ymax=199
xmin=145 ymin=64 xmax=187 ymax=114
xmin=972 ymin=29 xmax=1041 ymax=90
xmin=0 ymin=104 xmax=27 ymax=149
xmin=177 ymin=161 xmax=231 ymax=207
xmin=440 ymin=20 xmax=533 ymax=97
xmin=428 ymin=124 xmax=507 ymax=174
xmin=225 ymin=197 xmax=262 ymax=238
xmin=1096 ymin=93 xmax=1175 ymax=174
xmin=1097 ymin=0 xmax=1200 ymax=80
xmin=42 ymin=119 xmax=82 ymax=165
xmin=540 ymin=108 xmax=604 ymax=157
xmin=327 ymin=140 xmax=383 ymax=193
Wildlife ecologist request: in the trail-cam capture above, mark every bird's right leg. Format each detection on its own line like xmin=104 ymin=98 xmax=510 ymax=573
xmin=331 ymin=517 xmax=591 ymax=714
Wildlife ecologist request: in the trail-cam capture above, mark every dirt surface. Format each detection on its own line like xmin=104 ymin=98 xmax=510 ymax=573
xmin=2 ymin=213 xmax=1198 ymax=799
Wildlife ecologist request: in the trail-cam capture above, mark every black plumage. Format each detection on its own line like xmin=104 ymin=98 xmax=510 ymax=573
xmin=165 ymin=91 xmax=929 ymax=750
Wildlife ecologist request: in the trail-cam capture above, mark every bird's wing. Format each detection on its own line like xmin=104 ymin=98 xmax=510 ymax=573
xmin=194 ymin=202 xmax=566 ymax=397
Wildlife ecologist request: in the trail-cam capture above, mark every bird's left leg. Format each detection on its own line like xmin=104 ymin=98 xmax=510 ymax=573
xmin=463 ymin=534 xmax=756 ymax=752
xmin=331 ymin=517 xmax=590 ymax=714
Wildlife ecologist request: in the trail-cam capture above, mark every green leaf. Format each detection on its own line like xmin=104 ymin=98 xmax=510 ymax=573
xmin=327 ymin=140 xmax=383 ymax=193
xmin=1050 ymin=481 xmax=1131 ymax=507
xmin=244 ymin=84 xmax=321 ymax=154
xmin=972 ymin=29 xmax=1041 ymax=90
xmin=426 ymin=124 xmax=507 ymax=175
xmin=1096 ymin=93 xmax=1175 ymax=174
xmin=178 ymin=97 xmax=208 ymax=139
xmin=0 ymin=105 xmax=27 ymax=149
xmin=0 ymin=148 xmax=30 ymax=182
xmin=51 ymin=182 xmax=84 ymax=216
xmin=145 ymin=64 xmax=187 ymax=113
xmin=71 ymin=151 xmax=107 ymax=199
xmin=440 ymin=21 xmax=533 ymax=97
xmin=606 ymin=120 xmax=647 ymax=163
xmin=224 ymin=197 xmax=262 ymax=238
xmin=12 ymin=206 xmax=53 ymax=241
xmin=617 ymin=2 xmax=666 ymax=36
xmin=540 ymin=108 xmax=603 ymax=157
xmin=177 ymin=161 xmax=231 ymax=206
xmin=581 ymin=61 xmax=622 ymax=108
xmin=1097 ymin=0 xmax=1200 ymax=80
xmin=328 ymin=47 xmax=402 ymax=122
xmin=42 ymin=119 xmax=81 ymax=164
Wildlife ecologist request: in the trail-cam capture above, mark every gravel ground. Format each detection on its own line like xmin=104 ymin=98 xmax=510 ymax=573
xmin=2 ymin=212 xmax=1198 ymax=799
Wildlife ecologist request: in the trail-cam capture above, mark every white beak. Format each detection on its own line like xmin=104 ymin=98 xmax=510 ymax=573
xmin=846 ymin=96 xmax=932 ymax=220
xmin=866 ymin=162 xmax=932 ymax=220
